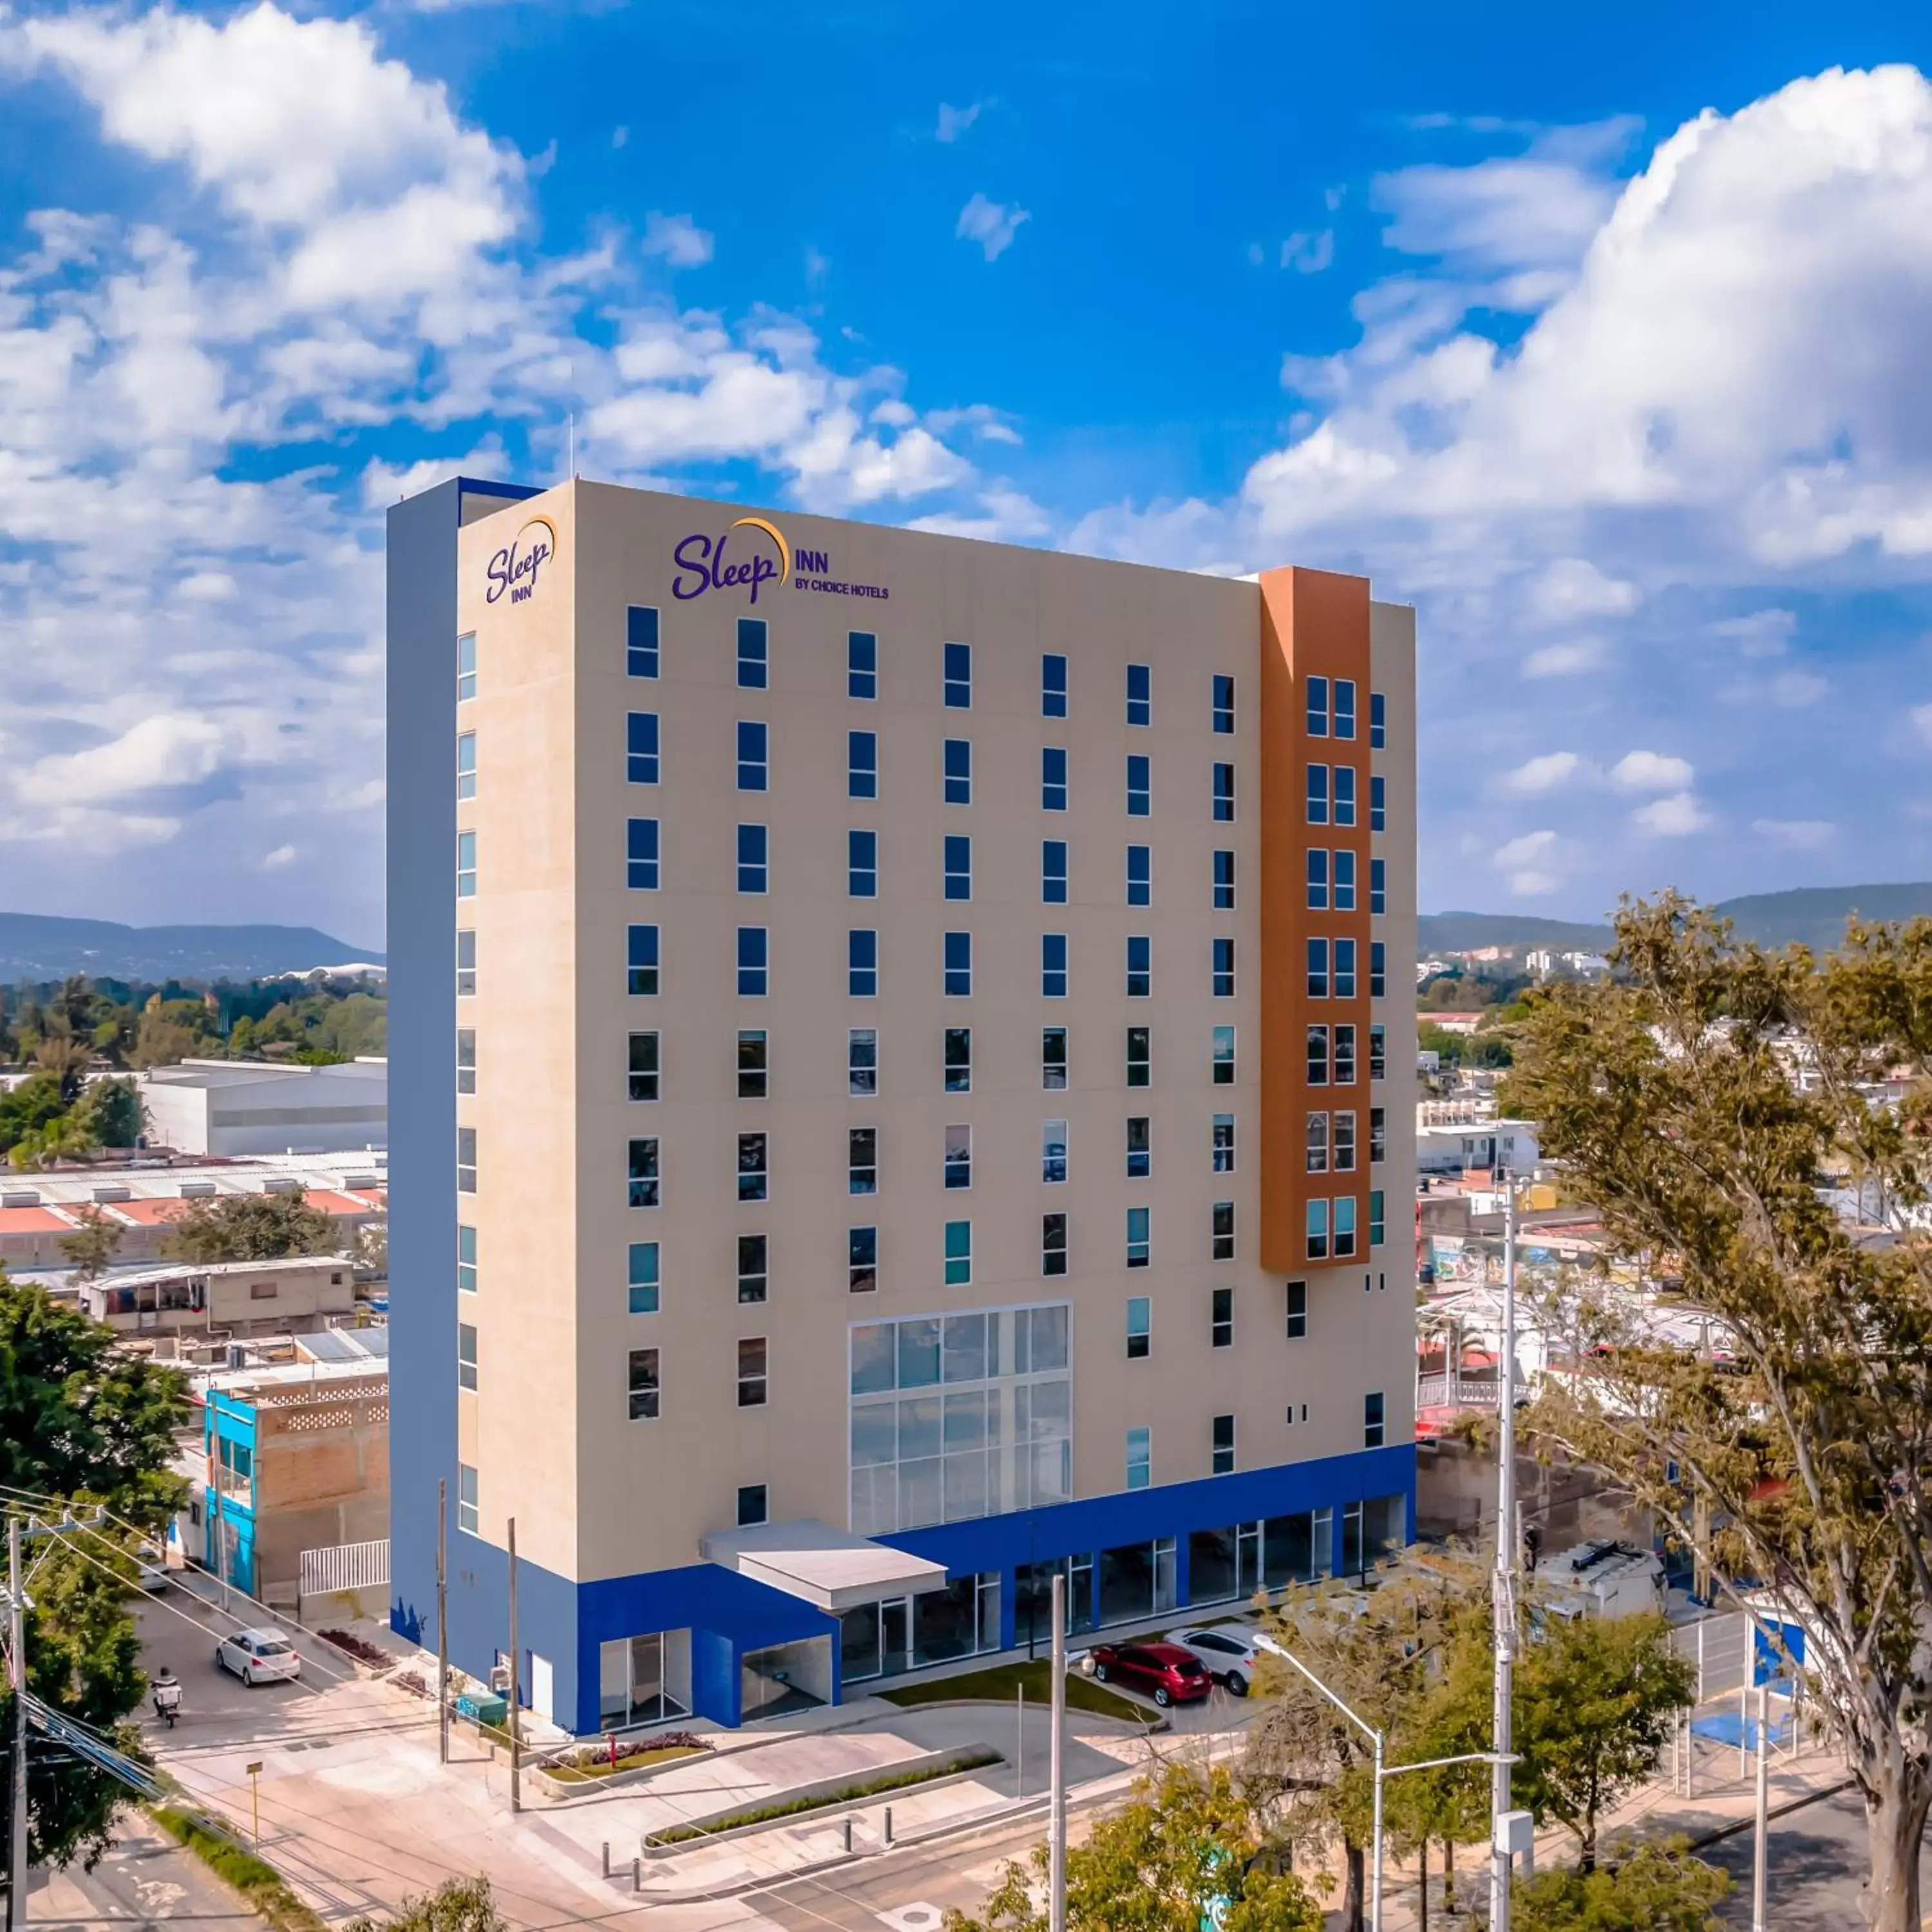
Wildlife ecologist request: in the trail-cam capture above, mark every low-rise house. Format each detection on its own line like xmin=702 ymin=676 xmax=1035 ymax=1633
xmin=79 ymin=1255 xmax=355 ymax=1338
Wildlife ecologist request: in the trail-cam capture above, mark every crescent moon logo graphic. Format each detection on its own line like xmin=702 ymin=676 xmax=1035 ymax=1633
xmin=729 ymin=516 xmax=791 ymax=584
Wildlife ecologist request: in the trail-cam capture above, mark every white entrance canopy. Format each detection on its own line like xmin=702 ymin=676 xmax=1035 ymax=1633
xmin=700 ymin=1519 xmax=948 ymax=1613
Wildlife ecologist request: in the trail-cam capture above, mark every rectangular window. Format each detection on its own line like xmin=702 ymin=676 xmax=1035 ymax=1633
xmin=1126 ymin=663 xmax=1151 ymax=728
xmin=1286 ymin=1280 xmax=1307 ymax=1340
xmin=1306 ymin=762 xmax=1329 ymax=826
xmin=457 ymin=1028 xmax=476 ymax=1096
xmin=739 ymin=1132 xmax=770 ymax=1203
xmin=1126 ymin=1115 xmax=1151 ymax=1179
xmin=1370 ymin=1024 xmax=1386 ymax=1081
xmin=849 ymin=1126 xmax=878 ymax=1196
xmin=459 ymin=1462 xmax=478 ymax=1533
xmin=1212 ymin=936 xmax=1235 ymax=999
xmin=627 ymin=923 xmax=659 ymax=996
xmin=737 ymin=1337 xmax=768 ymax=1408
xmin=1305 ymin=673 xmax=1331 ymax=738
xmin=1212 ymin=674 xmax=1235 ymax=735
xmin=1370 ymin=942 xmax=1385 ymax=999
xmin=1126 ymin=1296 xmax=1151 ymax=1358
xmin=1211 ymin=1414 xmax=1235 ymax=1477
xmin=628 ymin=1348 xmax=660 ymax=1421
xmin=457 ymin=1224 xmax=478 ymax=1294
xmin=737 ymin=822 xmax=768 ymax=895
xmin=944 ymin=833 xmax=972 ymax=902
xmin=944 ymin=1124 xmax=972 ymax=1191
xmin=1211 ymin=1200 xmax=1235 ymax=1262
xmin=456 ymin=830 xmax=477 ymax=899
xmin=1369 ymin=1188 xmax=1386 ymax=1247
xmin=1334 ymin=1110 xmax=1357 ymax=1173
xmin=629 ymin=1241 xmax=660 ymax=1314
xmin=1126 ymin=844 xmax=1151 ymax=907
xmin=1126 ymin=1026 xmax=1151 ymax=1088
xmin=1370 ymin=775 xmax=1386 ymax=833
xmin=1211 ymin=1287 xmax=1233 ymax=1349
xmin=1042 ymin=653 xmax=1068 ymax=718
xmin=1307 ymin=937 xmax=1329 ymax=999
xmin=943 ymin=737 xmax=971 ymax=806
xmin=1042 ymin=840 xmax=1068 ymax=904
xmin=848 ymin=828 xmax=877 ymax=898
xmin=457 ymin=928 xmax=476 ymax=998
xmin=945 ymin=1027 xmax=972 ymax=1094
xmin=1043 ymin=1027 xmax=1068 ymax=1090
xmin=1212 ymin=1025 xmax=1236 ymax=1086
xmin=1364 ymin=1389 xmax=1385 ymax=1450
xmin=1334 ymin=1195 xmax=1358 ymax=1258
xmin=737 ymin=616 xmax=768 ymax=690
xmin=457 ymin=631 xmax=477 ymax=702
xmin=944 ymin=1220 xmax=971 ymax=1287
xmin=1126 ymin=935 xmax=1151 ymax=998
xmin=457 ymin=730 xmax=477 ymax=800
xmin=1212 ymin=762 xmax=1235 ymax=822
xmin=1042 ymin=1119 xmax=1068 ymax=1184
xmin=849 ymin=730 xmax=878 ymax=800
xmin=737 ymin=927 xmax=768 ymax=997
xmin=627 ymin=712 xmax=659 ymax=785
xmin=848 ymin=630 xmax=877 ymax=699
xmin=627 ymin=606 xmax=659 ymax=679
xmin=627 ymin=818 xmax=659 ymax=891
xmin=627 ymin=1137 xmax=659 ymax=1208
xmin=1126 ymin=1426 xmax=1151 ymax=1492
xmin=1126 ymin=1206 xmax=1150 ymax=1268
xmin=1370 ymin=857 xmax=1386 ymax=916
xmin=738 ymin=1484 xmax=768 ymax=1528
xmin=1126 ymin=753 xmax=1150 ymax=817
xmin=848 ymin=929 xmax=878 ymax=998
xmin=458 ymin=1322 xmax=478 ymax=1391
xmin=1306 ymin=848 xmax=1329 ymax=910
xmin=1333 ymin=764 xmax=1357 ymax=828
xmin=849 ymin=1225 xmax=878 ymax=1294
xmin=1307 ymin=1024 xmax=1329 ymax=1086
xmin=1042 ymin=1212 xmax=1067 ymax=1276
xmin=457 ymin=1126 xmax=477 ymax=1193
xmin=1334 ymin=1023 xmax=1357 ymax=1086
xmin=737 ymin=720 xmax=768 ymax=791
xmin=1334 ymin=937 xmax=1357 ymax=1000
xmin=1212 ymin=849 xmax=1235 ymax=911
xmin=1212 ymin=1113 xmax=1235 ymax=1174
xmin=1042 ymin=747 xmax=1068 ymax=811
xmin=1370 ymin=1106 xmax=1387 ymax=1164
xmin=849 ymin=1027 xmax=878 ymax=1095
xmin=943 ymin=640 xmax=972 ymax=709
xmin=1370 ymin=690 xmax=1386 ymax=750
xmin=1042 ymin=933 xmax=1068 ymax=998
xmin=944 ymin=931 xmax=972 ymax=996
xmin=1334 ymin=849 xmax=1357 ymax=912
xmin=1306 ymin=1198 xmax=1329 ymax=1261
xmin=1306 ymin=1110 xmax=1329 ymax=1175
xmin=739 ymin=1030 xmax=768 ymax=1099
xmin=627 ymin=1031 xmax=659 ymax=1103
xmin=1334 ymin=678 xmax=1357 ymax=741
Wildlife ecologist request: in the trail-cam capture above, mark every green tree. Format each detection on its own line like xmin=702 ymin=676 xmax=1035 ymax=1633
xmin=131 ymin=997 xmax=216 ymax=1069
xmin=57 ymin=1205 xmax=126 ymax=1282
xmin=225 ymin=1014 xmax=260 ymax=1059
xmin=1511 ymin=1840 xmax=1728 ymax=1931
xmin=943 ymin=1765 xmax=1321 ymax=1932
xmin=1504 ymin=895 xmax=1932 ymax=1932
xmin=345 ymin=1877 xmax=504 ymax=1932
xmin=161 ymin=1189 xmax=337 ymax=1263
xmin=33 ymin=1028 xmax=93 ymax=1104
xmin=77 ymin=1077 xmax=143 ymax=1149
xmin=0 ymin=1073 xmax=66 ymax=1155
xmin=8 ymin=1108 xmax=99 ymax=1171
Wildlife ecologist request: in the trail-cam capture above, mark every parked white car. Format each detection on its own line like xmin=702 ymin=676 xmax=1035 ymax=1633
xmin=1169 ymin=1624 xmax=1261 ymax=1695
xmin=215 ymin=1627 xmax=302 ymax=1687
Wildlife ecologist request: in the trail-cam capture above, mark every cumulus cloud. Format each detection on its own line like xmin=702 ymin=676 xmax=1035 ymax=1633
xmin=640 ymin=211 xmax=713 ymax=268
xmin=1522 ymin=639 xmax=1604 ymax=677
xmin=1632 ymin=791 xmax=1710 ymax=836
xmin=1610 ymin=750 xmax=1694 ymax=793
xmin=1280 ymin=231 xmax=1334 ymax=274
xmin=1500 ymin=751 xmax=1584 ymax=795
xmin=1492 ymin=828 xmax=1562 ymax=896
xmin=956 ymin=193 xmax=1030 ymax=262
xmin=936 ymin=101 xmax=982 ymax=143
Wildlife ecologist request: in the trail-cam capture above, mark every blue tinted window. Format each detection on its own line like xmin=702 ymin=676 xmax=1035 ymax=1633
xmin=1307 ymin=937 xmax=1329 ymax=998
xmin=1212 ymin=674 xmax=1235 ymax=734
xmin=1042 ymin=933 xmax=1068 ymax=998
xmin=848 ymin=631 xmax=877 ymax=699
xmin=627 ymin=818 xmax=659 ymax=891
xmin=626 ymin=607 xmax=658 ymax=679
xmin=627 ymin=712 xmax=659 ymax=785
xmin=944 ymin=931 xmax=972 ymax=996
xmin=1126 ymin=663 xmax=1151 ymax=727
xmin=1126 ymin=754 xmax=1150 ymax=817
xmin=736 ymin=822 xmax=767 ymax=895
xmin=849 ymin=829 xmax=878 ymax=898
xmin=944 ymin=641 xmax=971 ymax=709
xmin=1333 ymin=765 xmax=1357 ymax=828
xmin=737 ymin=721 xmax=768 ymax=791
xmin=1306 ymin=764 xmax=1329 ymax=826
xmin=1213 ymin=936 xmax=1235 ymax=998
xmin=1307 ymin=848 xmax=1329 ymax=910
xmin=1042 ymin=654 xmax=1068 ymax=718
xmin=849 ymin=929 xmax=878 ymax=997
xmin=736 ymin=927 xmax=768 ymax=997
xmin=849 ymin=730 xmax=877 ymax=800
xmin=1213 ymin=849 xmax=1235 ymax=911
xmin=1334 ymin=679 xmax=1357 ymax=741
xmin=1306 ymin=675 xmax=1329 ymax=737
xmin=944 ymin=834 xmax=972 ymax=902
xmin=944 ymin=739 xmax=971 ymax=806
xmin=737 ymin=617 xmax=768 ymax=690
xmin=1042 ymin=840 xmax=1068 ymax=905
xmin=1334 ymin=849 xmax=1358 ymax=911
xmin=1042 ymin=747 xmax=1068 ymax=811
xmin=627 ymin=923 xmax=659 ymax=996
xmin=1370 ymin=691 xmax=1387 ymax=750
xmin=1126 ymin=935 xmax=1151 ymax=998
xmin=1126 ymin=845 xmax=1151 ymax=907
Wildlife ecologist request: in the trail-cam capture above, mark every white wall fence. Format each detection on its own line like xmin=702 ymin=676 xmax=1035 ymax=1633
xmin=298 ymin=1538 xmax=390 ymax=1616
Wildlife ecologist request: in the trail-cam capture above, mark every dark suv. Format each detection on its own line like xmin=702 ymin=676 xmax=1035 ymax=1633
xmin=1087 ymin=1640 xmax=1213 ymax=1707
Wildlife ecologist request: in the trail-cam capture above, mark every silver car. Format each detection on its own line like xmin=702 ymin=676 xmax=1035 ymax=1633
xmin=1169 ymin=1625 xmax=1260 ymax=1695
xmin=215 ymin=1627 xmax=302 ymax=1687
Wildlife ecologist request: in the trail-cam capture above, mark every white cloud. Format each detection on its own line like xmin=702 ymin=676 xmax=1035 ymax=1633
xmin=1280 ymin=231 xmax=1334 ymax=274
xmin=1766 ymin=669 xmax=1828 ymax=708
xmin=261 ymin=842 xmax=298 ymax=869
xmin=1632 ymin=790 xmax=1710 ymax=836
xmin=1492 ymin=828 xmax=1561 ymax=896
xmin=1913 ymin=703 xmax=1932 ymax=746
xmin=936 ymin=101 xmax=982 ymax=144
xmin=956 ymin=193 xmax=1030 ymax=262
xmin=17 ymin=713 xmax=251 ymax=806
xmin=1752 ymin=817 xmax=1834 ymax=850
xmin=1710 ymin=609 xmax=1796 ymax=656
xmin=1524 ymin=558 xmax=1638 ymax=621
xmin=1500 ymin=750 xmax=1584 ymax=795
xmin=641 ymin=211 xmax=713 ymax=269
xmin=1611 ymin=750 xmax=1694 ymax=793
xmin=1522 ymin=639 xmax=1604 ymax=677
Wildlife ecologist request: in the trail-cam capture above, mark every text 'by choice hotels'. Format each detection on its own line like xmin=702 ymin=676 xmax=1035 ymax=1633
xmin=672 ymin=515 xmax=889 ymax=605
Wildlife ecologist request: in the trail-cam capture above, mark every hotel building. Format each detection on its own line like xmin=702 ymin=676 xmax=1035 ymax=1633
xmin=387 ymin=478 xmax=1417 ymax=1733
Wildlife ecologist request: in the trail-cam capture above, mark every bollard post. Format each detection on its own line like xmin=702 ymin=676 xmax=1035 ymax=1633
xmin=601 ymin=1842 xmax=609 ymax=1879
xmin=843 ymin=1816 xmax=853 ymax=1854
xmin=632 ymin=1856 xmax=641 ymax=1892
xmin=883 ymin=1804 xmax=894 ymax=1847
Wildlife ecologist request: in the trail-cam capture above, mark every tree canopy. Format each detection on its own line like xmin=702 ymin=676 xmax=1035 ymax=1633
xmin=161 ymin=1189 xmax=339 ymax=1264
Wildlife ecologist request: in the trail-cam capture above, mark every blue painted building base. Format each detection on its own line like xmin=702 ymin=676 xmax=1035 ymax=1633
xmin=393 ymin=1443 xmax=1416 ymax=1738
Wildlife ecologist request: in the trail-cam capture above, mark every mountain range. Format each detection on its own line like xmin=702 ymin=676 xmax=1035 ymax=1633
xmin=0 ymin=914 xmax=383 ymax=984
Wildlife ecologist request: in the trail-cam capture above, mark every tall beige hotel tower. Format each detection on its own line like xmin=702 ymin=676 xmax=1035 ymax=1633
xmin=388 ymin=477 xmax=1416 ymax=1734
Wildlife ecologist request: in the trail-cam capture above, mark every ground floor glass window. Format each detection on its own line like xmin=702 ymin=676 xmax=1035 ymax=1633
xmin=598 ymin=1629 xmax=691 ymax=1730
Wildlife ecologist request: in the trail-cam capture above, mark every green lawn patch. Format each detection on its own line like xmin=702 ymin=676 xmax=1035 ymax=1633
xmin=877 ymin=1658 xmax=1152 ymax=1725
xmin=149 ymin=1804 xmax=325 ymax=1932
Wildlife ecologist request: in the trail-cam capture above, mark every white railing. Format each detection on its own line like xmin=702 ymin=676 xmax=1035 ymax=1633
xmin=298 ymin=1537 xmax=390 ymax=1607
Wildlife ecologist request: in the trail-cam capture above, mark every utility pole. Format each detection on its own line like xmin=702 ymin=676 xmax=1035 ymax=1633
xmin=1489 ymin=1178 xmax=1519 ymax=1932
xmin=506 ymin=1517 xmax=520 ymax=1817
xmin=435 ymin=1479 xmax=450 ymax=1765
xmin=1048 ymin=1571 xmax=1066 ymax=1932
xmin=1752 ymin=1680 xmax=1770 ymax=1932
xmin=6 ymin=1516 xmax=24 ymax=1932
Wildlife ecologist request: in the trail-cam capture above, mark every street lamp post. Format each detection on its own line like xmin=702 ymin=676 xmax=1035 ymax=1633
xmin=1491 ymin=1175 xmax=1522 ymax=1932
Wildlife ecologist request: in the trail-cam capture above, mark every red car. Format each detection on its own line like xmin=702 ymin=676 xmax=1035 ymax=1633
xmin=1087 ymin=1641 xmax=1213 ymax=1707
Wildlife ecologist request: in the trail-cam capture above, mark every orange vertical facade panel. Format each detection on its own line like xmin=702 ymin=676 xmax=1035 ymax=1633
xmin=1258 ymin=565 xmax=1373 ymax=1275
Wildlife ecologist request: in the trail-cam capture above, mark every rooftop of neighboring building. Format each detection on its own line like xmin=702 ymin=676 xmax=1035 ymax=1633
xmin=140 ymin=1057 xmax=386 ymax=1089
xmin=0 ymin=1151 xmax=385 ymax=1213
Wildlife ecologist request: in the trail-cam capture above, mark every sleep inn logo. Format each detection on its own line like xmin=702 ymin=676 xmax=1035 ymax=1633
xmin=672 ymin=515 xmax=888 ymax=604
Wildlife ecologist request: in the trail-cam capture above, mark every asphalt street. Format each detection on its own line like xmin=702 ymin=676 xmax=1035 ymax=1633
xmin=25 ymin=1810 xmax=258 ymax=1932
xmin=1705 ymin=1786 xmax=1929 ymax=1931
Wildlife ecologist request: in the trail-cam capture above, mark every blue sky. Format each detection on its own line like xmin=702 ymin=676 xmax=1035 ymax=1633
xmin=2 ymin=1 xmax=1931 ymax=949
